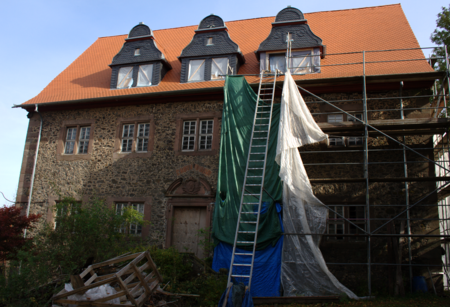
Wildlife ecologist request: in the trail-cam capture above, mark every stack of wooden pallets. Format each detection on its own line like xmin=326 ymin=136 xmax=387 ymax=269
xmin=52 ymin=251 xmax=163 ymax=307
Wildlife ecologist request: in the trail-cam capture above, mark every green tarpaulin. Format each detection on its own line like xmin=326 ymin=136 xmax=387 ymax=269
xmin=212 ymin=76 xmax=283 ymax=250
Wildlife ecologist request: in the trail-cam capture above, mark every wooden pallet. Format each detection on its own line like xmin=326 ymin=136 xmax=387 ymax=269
xmin=53 ymin=251 xmax=163 ymax=307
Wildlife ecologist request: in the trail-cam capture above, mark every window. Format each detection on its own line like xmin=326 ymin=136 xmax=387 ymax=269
xmin=63 ymin=127 xmax=91 ymax=154
xmin=347 ymin=113 xmax=363 ymax=146
xmin=134 ymin=48 xmax=141 ymax=56
xmin=188 ymin=58 xmax=230 ymax=82
xmin=120 ymin=123 xmax=150 ymax=153
xmin=137 ymin=64 xmax=153 ymax=86
xmin=117 ymin=66 xmax=133 ymax=88
xmin=54 ymin=201 xmax=81 ymax=230
xmin=113 ymin=116 xmax=154 ymax=159
xmin=115 ymin=202 xmax=144 ymax=235
xmin=188 ymin=59 xmax=205 ymax=82
xmin=211 ymin=58 xmax=228 ymax=80
xmin=327 ymin=206 xmax=366 ymax=241
xmin=327 ymin=114 xmax=344 ymax=146
xmin=175 ymin=112 xmax=221 ymax=156
xmin=265 ymin=49 xmax=319 ymax=74
xmin=182 ymin=120 xmax=213 ymax=151
xmin=57 ymin=120 xmax=95 ymax=161
xmin=206 ymin=37 xmax=213 ymax=45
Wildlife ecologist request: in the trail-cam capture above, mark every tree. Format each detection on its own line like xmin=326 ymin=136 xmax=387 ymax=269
xmin=0 ymin=206 xmax=40 ymax=261
xmin=431 ymin=5 xmax=450 ymax=71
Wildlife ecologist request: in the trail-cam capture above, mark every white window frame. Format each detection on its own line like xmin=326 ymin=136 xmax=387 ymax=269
xmin=137 ymin=64 xmax=153 ymax=87
xmin=347 ymin=113 xmax=363 ymax=146
xmin=134 ymin=48 xmax=140 ymax=56
xmin=117 ymin=66 xmax=133 ymax=88
xmin=136 ymin=123 xmax=150 ymax=152
xmin=211 ymin=58 xmax=228 ymax=80
xmin=54 ymin=201 xmax=81 ymax=230
xmin=199 ymin=120 xmax=214 ymax=150
xmin=327 ymin=205 xmax=366 ymax=241
xmin=182 ymin=121 xmax=197 ymax=152
xmin=121 ymin=124 xmax=135 ymax=153
xmin=327 ymin=114 xmax=345 ymax=146
xmin=188 ymin=59 xmax=206 ymax=82
xmin=78 ymin=127 xmax=91 ymax=154
xmin=64 ymin=127 xmax=77 ymax=154
xmin=206 ymin=37 xmax=213 ymax=46
xmin=115 ymin=202 xmax=144 ymax=235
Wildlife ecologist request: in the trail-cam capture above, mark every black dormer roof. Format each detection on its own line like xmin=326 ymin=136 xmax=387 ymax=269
xmin=256 ymin=6 xmax=324 ymax=59
xmin=110 ymin=23 xmax=171 ymax=68
xmin=179 ymin=14 xmax=245 ymax=64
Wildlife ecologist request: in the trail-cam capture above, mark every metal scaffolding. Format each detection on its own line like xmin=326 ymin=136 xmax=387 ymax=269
xmin=282 ymin=45 xmax=450 ymax=296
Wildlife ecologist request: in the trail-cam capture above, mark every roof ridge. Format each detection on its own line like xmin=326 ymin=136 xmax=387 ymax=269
xmin=98 ymin=4 xmax=400 ymax=39
xmin=305 ymin=3 xmax=401 ymax=15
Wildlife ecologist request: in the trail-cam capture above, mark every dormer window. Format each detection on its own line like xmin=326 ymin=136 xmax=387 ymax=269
xmin=137 ymin=64 xmax=153 ymax=86
xmin=178 ymin=14 xmax=245 ymax=83
xmin=211 ymin=58 xmax=228 ymax=80
xmin=117 ymin=67 xmax=133 ymax=88
xmin=188 ymin=60 xmax=206 ymax=82
xmin=110 ymin=23 xmax=172 ymax=89
xmin=267 ymin=50 xmax=315 ymax=74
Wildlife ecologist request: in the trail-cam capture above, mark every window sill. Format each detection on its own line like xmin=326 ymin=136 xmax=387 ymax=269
xmin=175 ymin=149 xmax=218 ymax=156
xmin=113 ymin=151 xmax=153 ymax=160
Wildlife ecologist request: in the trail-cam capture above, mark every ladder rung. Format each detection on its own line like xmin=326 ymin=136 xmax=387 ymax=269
xmin=243 ymin=202 xmax=259 ymax=204
xmin=240 ymin=221 xmax=257 ymax=224
xmin=254 ymin=124 xmax=269 ymax=126
xmin=238 ymin=231 xmax=256 ymax=234
xmin=246 ymin=175 xmax=262 ymax=177
xmin=251 ymin=145 xmax=266 ymax=147
xmin=233 ymin=263 xmax=252 ymax=266
xmin=237 ymin=241 xmax=255 ymax=243
xmin=235 ymin=253 xmax=253 ymax=256
xmin=232 ymin=275 xmax=250 ymax=278
xmin=252 ymin=137 xmax=267 ymax=139
xmin=245 ymin=184 xmax=262 ymax=186
xmin=254 ymin=130 xmax=268 ymax=133
xmin=249 ymin=160 xmax=264 ymax=162
xmin=248 ymin=168 xmax=263 ymax=170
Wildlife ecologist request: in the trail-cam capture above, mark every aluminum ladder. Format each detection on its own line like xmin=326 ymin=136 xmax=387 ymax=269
xmin=225 ymin=71 xmax=278 ymax=295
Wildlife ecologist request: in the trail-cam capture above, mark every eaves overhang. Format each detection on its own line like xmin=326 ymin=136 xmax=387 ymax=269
xmin=15 ymin=71 xmax=443 ymax=111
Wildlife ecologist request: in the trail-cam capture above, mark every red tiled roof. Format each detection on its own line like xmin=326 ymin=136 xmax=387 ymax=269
xmin=22 ymin=4 xmax=433 ymax=106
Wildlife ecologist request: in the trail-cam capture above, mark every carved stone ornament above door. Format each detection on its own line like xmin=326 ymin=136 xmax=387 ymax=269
xmin=165 ymin=177 xmax=214 ymax=198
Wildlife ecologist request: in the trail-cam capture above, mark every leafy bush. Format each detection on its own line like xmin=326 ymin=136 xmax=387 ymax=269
xmin=0 ymin=196 xmax=141 ymax=307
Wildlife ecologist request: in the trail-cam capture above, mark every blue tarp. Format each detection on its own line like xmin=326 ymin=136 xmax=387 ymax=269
xmin=212 ymin=204 xmax=284 ymax=298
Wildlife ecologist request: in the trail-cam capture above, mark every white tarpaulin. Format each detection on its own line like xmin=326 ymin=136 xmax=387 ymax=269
xmin=276 ymin=71 xmax=358 ymax=299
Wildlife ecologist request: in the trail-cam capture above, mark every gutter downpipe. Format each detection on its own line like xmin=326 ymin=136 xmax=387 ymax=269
xmin=23 ymin=104 xmax=43 ymax=239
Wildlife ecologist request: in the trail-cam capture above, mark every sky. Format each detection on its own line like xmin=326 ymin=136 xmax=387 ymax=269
xmin=0 ymin=0 xmax=448 ymax=205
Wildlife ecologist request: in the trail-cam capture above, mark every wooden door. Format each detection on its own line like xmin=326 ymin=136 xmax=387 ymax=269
xmin=171 ymin=207 xmax=207 ymax=258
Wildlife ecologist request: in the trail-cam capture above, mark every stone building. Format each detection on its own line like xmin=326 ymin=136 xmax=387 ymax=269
xmin=15 ymin=4 xmax=448 ymax=294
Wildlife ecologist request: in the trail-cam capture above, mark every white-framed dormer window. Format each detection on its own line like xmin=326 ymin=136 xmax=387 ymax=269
xmin=64 ymin=128 xmax=77 ymax=154
xmin=211 ymin=58 xmax=228 ymax=80
xmin=188 ymin=60 xmax=205 ymax=82
xmin=263 ymin=48 xmax=320 ymax=74
xmin=182 ymin=121 xmax=197 ymax=151
xmin=206 ymin=37 xmax=213 ymax=46
xmin=134 ymin=48 xmax=141 ymax=56
xmin=117 ymin=66 xmax=133 ymax=88
xmin=137 ymin=64 xmax=153 ymax=87
xmin=328 ymin=114 xmax=344 ymax=146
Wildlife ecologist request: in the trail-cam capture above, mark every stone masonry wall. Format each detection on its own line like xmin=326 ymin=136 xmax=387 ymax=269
xmin=18 ymin=87 xmax=441 ymax=294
